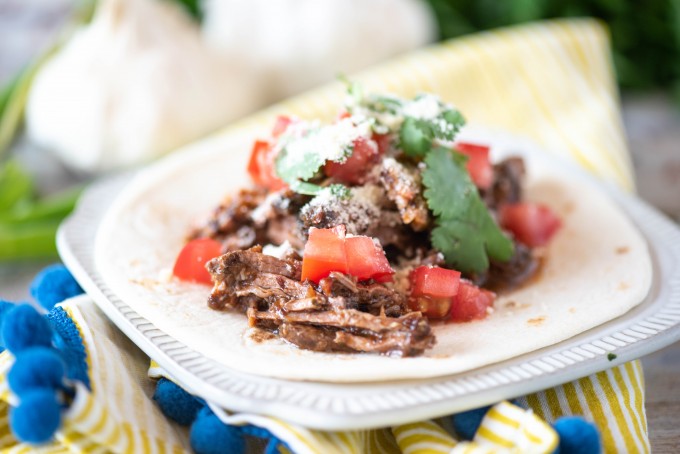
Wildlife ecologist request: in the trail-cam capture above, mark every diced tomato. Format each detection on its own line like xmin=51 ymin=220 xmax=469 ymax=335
xmin=247 ymin=139 xmax=287 ymax=191
xmin=408 ymin=266 xmax=461 ymax=320
xmin=410 ymin=296 xmax=452 ymax=319
xmin=172 ymin=238 xmax=223 ymax=285
xmin=301 ymin=226 xmax=394 ymax=283
xmin=373 ymin=133 xmax=392 ymax=156
xmin=324 ymin=137 xmax=380 ymax=185
xmin=410 ymin=266 xmax=461 ymax=299
xmin=271 ymin=115 xmax=293 ymax=137
xmin=500 ymin=202 xmax=562 ymax=247
xmin=345 ymin=236 xmax=394 ymax=282
xmin=301 ymin=226 xmax=348 ymax=282
xmin=454 ymin=142 xmax=493 ymax=190
xmin=450 ymin=280 xmax=496 ymax=322
xmin=336 ymin=110 xmax=351 ymax=120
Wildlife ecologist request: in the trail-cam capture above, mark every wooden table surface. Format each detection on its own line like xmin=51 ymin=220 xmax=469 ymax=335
xmin=1 ymin=1 xmax=679 ymax=451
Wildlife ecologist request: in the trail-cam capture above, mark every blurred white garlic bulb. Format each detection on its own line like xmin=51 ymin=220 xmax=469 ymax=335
xmin=26 ymin=0 xmax=262 ymax=173
xmin=202 ymin=0 xmax=437 ymax=101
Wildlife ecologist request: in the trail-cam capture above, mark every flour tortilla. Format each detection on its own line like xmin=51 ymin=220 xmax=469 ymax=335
xmin=95 ymin=125 xmax=652 ymax=382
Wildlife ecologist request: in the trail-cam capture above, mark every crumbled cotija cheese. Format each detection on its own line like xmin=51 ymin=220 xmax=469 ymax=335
xmin=401 ymin=94 xmax=442 ymax=119
xmin=300 ymin=184 xmax=384 ymax=235
xmin=280 ymin=117 xmax=373 ymax=168
xmin=262 ymin=241 xmax=294 ymax=259
xmin=250 ymin=192 xmax=281 ymax=226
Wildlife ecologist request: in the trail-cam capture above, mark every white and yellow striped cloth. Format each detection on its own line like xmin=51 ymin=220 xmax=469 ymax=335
xmin=0 ymin=19 xmax=650 ymax=454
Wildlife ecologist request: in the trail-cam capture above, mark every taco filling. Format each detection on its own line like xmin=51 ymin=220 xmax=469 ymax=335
xmin=174 ymin=87 xmax=562 ymax=357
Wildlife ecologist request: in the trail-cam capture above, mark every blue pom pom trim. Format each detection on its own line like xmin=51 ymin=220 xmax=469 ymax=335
xmin=553 ymin=416 xmax=602 ymax=454
xmin=452 ymin=405 xmax=492 ymax=440
xmin=46 ymin=307 xmax=90 ymax=389
xmin=2 ymin=304 xmax=53 ymax=354
xmin=8 ymin=347 xmax=66 ymax=396
xmin=0 ymin=299 xmax=16 ymax=351
xmin=30 ymin=264 xmax=84 ymax=310
xmin=190 ymin=408 xmax=246 ymax=454
xmin=153 ymin=378 xmax=204 ymax=426
xmin=10 ymin=389 xmax=62 ymax=444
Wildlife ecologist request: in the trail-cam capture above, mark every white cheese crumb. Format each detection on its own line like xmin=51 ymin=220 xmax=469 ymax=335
xmin=279 ymin=117 xmax=373 ymax=168
xmin=350 ymin=184 xmax=384 ymax=206
xmin=262 ymin=241 xmax=293 ymax=259
xmin=401 ymin=94 xmax=443 ymax=119
xmin=250 ymin=192 xmax=281 ymax=226
xmin=300 ymin=184 xmax=384 ymax=235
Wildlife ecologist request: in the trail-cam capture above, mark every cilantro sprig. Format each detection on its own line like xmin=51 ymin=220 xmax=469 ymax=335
xmin=274 ymin=85 xmax=512 ymax=273
xmin=423 ymin=148 xmax=514 ymax=273
xmin=400 ymin=105 xmax=465 ymax=157
xmin=274 ymin=120 xmax=359 ymax=195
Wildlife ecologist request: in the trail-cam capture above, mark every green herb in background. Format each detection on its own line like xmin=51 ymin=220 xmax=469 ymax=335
xmin=168 ymin=0 xmax=202 ymax=20
xmin=0 ymin=160 xmax=81 ymax=261
xmin=0 ymin=65 xmax=39 ymax=162
xmin=425 ymin=0 xmax=680 ymax=98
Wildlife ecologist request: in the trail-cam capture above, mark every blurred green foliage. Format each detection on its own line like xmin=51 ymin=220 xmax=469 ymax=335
xmin=426 ymin=0 xmax=680 ymax=98
xmin=0 ymin=160 xmax=81 ymax=261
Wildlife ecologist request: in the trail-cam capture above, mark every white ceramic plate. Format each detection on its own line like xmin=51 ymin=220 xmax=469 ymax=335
xmin=58 ymin=129 xmax=680 ymax=430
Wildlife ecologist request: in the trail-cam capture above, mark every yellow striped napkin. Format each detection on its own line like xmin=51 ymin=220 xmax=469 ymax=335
xmin=0 ymin=18 xmax=650 ymax=454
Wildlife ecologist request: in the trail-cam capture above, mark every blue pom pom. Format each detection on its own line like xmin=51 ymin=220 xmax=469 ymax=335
xmin=30 ymin=265 xmax=83 ymax=310
xmin=190 ymin=407 xmax=245 ymax=454
xmin=553 ymin=417 xmax=601 ymax=454
xmin=10 ymin=389 xmax=62 ymax=444
xmin=153 ymin=378 xmax=204 ymax=426
xmin=453 ymin=405 xmax=492 ymax=440
xmin=2 ymin=304 xmax=52 ymax=354
xmin=0 ymin=300 xmax=16 ymax=350
xmin=8 ymin=347 xmax=66 ymax=396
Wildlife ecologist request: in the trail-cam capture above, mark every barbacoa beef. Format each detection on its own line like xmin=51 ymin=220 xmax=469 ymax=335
xmin=379 ymin=158 xmax=430 ymax=231
xmin=206 ymin=248 xmax=435 ymax=357
xmin=191 ymin=189 xmax=309 ymax=252
xmin=484 ymin=157 xmax=525 ymax=211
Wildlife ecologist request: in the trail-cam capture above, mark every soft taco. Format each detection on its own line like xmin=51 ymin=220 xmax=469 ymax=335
xmin=95 ymin=88 xmax=652 ymax=382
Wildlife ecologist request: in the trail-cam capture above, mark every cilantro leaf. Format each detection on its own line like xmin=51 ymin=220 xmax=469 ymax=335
xmin=274 ymin=120 xmax=362 ymax=194
xmin=423 ymin=147 xmax=513 ymax=273
xmin=400 ymin=105 xmax=465 ymax=157
xmin=275 ymin=142 xmax=328 ymax=186
xmin=289 ymin=181 xmax=324 ymax=196
xmin=290 ymin=182 xmax=350 ymax=197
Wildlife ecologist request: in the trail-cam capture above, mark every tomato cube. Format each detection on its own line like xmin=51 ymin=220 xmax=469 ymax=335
xmin=301 ymin=226 xmax=348 ymax=282
xmin=454 ymin=142 xmax=493 ymax=190
xmin=345 ymin=236 xmax=393 ymax=282
xmin=173 ymin=238 xmax=223 ymax=285
xmin=247 ymin=139 xmax=287 ymax=191
xmin=500 ymin=202 xmax=561 ymax=247
xmin=324 ymin=137 xmax=380 ymax=185
xmin=271 ymin=115 xmax=293 ymax=137
xmin=450 ymin=280 xmax=496 ymax=322
xmin=410 ymin=266 xmax=461 ymax=299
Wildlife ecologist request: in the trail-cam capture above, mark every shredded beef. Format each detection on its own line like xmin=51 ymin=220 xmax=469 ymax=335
xmin=318 ymin=272 xmax=406 ymax=317
xmin=298 ymin=191 xmax=380 ymax=236
xmin=206 ymin=246 xmax=304 ymax=310
xmin=379 ymin=158 xmax=430 ymax=231
xmin=191 ymin=189 xmax=308 ymax=251
xmin=207 ymin=249 xmax=435 ymax=356
xmin=484 ymin=157 xmax=525 ymax=211
xmin=482 ymin=242 xmax=539 ymax=290
xmin=279 ymin=323 xmax=353 ymax=353
xmin=189 ymin=188 xmax=266 ymax=251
